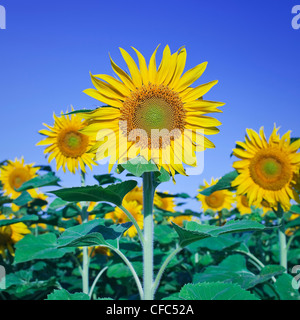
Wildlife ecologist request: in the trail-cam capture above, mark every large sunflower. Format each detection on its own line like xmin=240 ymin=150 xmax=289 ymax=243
xmin=105 ymin=200 xmax=143 ymax=238
xmin=197 ymin=178 xmax=234 ymax=212
xmin=0 ymin=214 xmax=31 ymax=258
xmin=78 ymin=46 xmax=223 ymax=177
xmin=37 ymin=109 xmax=97 ymax=174
xmin=232 ymin=126 xmax=300 ymax=211
xmin=0 ymin=158 xmax=39 ymax=199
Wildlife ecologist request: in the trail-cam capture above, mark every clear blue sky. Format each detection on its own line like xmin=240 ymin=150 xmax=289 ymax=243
xmin=0 ymin=0 xmax=299 ymax=211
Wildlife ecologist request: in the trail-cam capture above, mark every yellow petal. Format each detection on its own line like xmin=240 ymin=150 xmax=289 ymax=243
xmin=175 ymin=62 xmax=208 ymax=92
xmin=83 ymin=89 xmax=123 ymax=109
xmin=181 ymin=80 xmax=218 ymax=103
xmin=119 ymin=48 xmax=142 ymax=88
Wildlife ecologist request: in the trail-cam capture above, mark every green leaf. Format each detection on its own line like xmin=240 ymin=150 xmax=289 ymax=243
xmin=48 ymin=198 xmax=69 ymax=210
xmin=187 ymin=233 xmax=245 ymax=252
xmin=274 ymin=274 xmax=300 ymax=300
xmin=193 ymin=254 xmax=284 ymax=289
xmin=14 ymin=233 xmax=74 ymax=264
xmin=1 ymin=270 xmax=57 ymax=294
xmin=13 ymin=191 xmax=33 ymax=206
xmin=17 ymin=172 xmax=61 ymax=192
xmin=0 ymin=215 xmax=38 ymax=227
xmin=57 ymin=219 xmax=132 ymax=248
xmin=94 ymin=174 xmax=122 ymax=185
xmin=200 ymin=170 xmax=238 ymax=196
xmin=50 ymin=180 xmax=137 ymax=206
xmin=172 ymin=219 xmax=265 ymax=248
xmin=154 ymin=167 xmax=171 ymax=185
xmin=46 ymin=289 xmax=90 ymax=300
xmin=290 ymin=205 xmax=300 ymax=214
xmin=119 ymin=156 xmax=159 ymax=177
xmin=156 ymin=192 xmax=190 ymax=199
xmin=107 ymin=262 xmax=143 ymax=278
xmin=179 ymin=282 xmax=259 ymax=300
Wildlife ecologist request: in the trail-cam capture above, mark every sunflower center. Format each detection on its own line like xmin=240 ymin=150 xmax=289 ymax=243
xmin=205 ymin=191 xmax=225 ymax=209
xmin=0 ymin=226 xmax=13 ymax=245
xmin=135 ymin=97 xmax=173 ymax=133
xmin=120 ymin=84 xmax=186 ymax=149
xmin=57 ymin=130 xmax=89 ymax=158
xmin=249 ymin=149 xmax=291 ymax=191
xmin=8 ymin=168 xmax=31 ymax=190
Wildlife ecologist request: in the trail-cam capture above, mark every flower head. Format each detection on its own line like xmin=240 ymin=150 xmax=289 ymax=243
xmin=232 ymin=125 xmax=300 ymax=211
xmin=77 ymin=46 xmax=223 ymax=178
xmin=197 ymin=178 xmax=234 ymax=212
xmin=37 ymin=109 xmax=97 ymax=174
xmin=0 ymin=214 xmax=31 ymax=258
xmin=0 ymin=158 xmax=39 ymax=199
xmin=105 ymin=200 xmax=143 ymax=238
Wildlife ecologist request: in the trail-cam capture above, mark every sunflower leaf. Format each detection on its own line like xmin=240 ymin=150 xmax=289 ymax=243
xmin=49 ymin=180 xmax=137 ymax=206
xmin=172 ymin=219 xmax=265 ymax=247
xmin=14 ymin=233 xmax=74 ymax=264
xmin=57 ymin=219 xmax=132 ymax=248
xmin=178 ymin=282 xmax=259 ymax=300
xmin=0 ymin=214 xmax=39 ymax=227
xmin=119 ymin=156 xmax=159 ymax=177
xmin=200 ymin=170 xmax=238 ymax=196
xmin=17 ymin=172 xmax=61 ymax=192
xmin=46 ymin=289 xmax=90 ymax=300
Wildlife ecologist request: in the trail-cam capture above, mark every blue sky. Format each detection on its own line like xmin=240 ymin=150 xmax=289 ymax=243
xmin=0 ymin=0 xmax=299 ymax=211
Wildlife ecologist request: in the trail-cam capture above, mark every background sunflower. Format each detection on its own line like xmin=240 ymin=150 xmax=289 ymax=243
xmin=37 ymin=110 xmax=97 ymax=174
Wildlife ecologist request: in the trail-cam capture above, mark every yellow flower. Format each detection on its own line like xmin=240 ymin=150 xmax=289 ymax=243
xmin=36 ymin=109 xmax=97 ymax=174
xmin=155 ymin=192 xmax=176 ymax=212
xmin=11 ymin=191 xmax=48 ymax=212
xmin=0 ymin=158 xmax=39 ymax=199
xmin=105 ymin=200 xmax=143 ymax=238
xmin=0 ymin=214 xmax=31 ymax=258
xmin=168 ymin=215 xmax=193 ymax=227
xmin=197 ymin=178 xmax=234 ymax=212
xmin=77 ymin=45 xmax=223 ymax=179
xmin=92 ymin=246 xmax=113 ymax=257
xmin=232 ymin=125 xmax=300 ymax=212
xmin=236 ymin=195 xmax=252 ymax=215
xmin=124 ymin=186 xmax=144 ymax=205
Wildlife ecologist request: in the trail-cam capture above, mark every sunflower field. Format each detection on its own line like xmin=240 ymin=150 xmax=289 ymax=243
xmin=0 ymin=43 xmax=299 ymax=303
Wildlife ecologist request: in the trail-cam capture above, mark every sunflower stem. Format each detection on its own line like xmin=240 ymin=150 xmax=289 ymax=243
xmin=278 ymin=218 xmax=287 ymax=272
xmin=142 ymin=172 xmax=155 ymax=300
xmin=80 ymin=170 xmax=90 ymax=294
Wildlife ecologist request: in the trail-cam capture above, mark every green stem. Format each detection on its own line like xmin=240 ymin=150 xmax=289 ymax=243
xmin=235 ymin=250 xmax=276 ymax=283
xmin=89 ymin=266 xmax=108 ymax=299
xmin=119 ymin=205 xmax=144 ymax=246
xmin=278 ymin=218 xmax=287 ymax=272
xmin=153 ymin=246 xmax=182 ymax=296
xmin=142 ymin=172 xmax=155 ymax=300
xmin=109 ymin=246 xmax=144 ymax=299
xmin=80 ymin=170 xmax=90 ymax=294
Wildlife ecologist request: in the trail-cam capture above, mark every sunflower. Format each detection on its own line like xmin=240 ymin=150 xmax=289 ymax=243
xmin=105 ymin=200 xmax=143 ymax=238
xmin=77 ymin=45 xmax=223 ymax=178
xmin=232 ymin=126 xmax=300 ymax=212
xmin=0 ymin=214 xmax=31 ymax=258
xmin=0 ymin=158 xmax=39 ymax=199
xmin=11 ymin=191 xmax=48 ymax=212
xmin=124 ymin=186 xmax=144 ymax=205
xmin=155 ymin=192 xmax=176 ymax=212
xmin=36 ymin=109 xmax=97 ymax=174
xmin=236 ymin=195 xmax=252 ymax=215
xmin=168 ymin=215 xmax=194 ymax=227
xmin=197 ymin=178 xmax=234 ymax=212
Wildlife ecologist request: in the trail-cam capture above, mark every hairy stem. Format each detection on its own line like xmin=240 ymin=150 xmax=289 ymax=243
xmin=142 ymin=172 xmax=155 ymax=300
